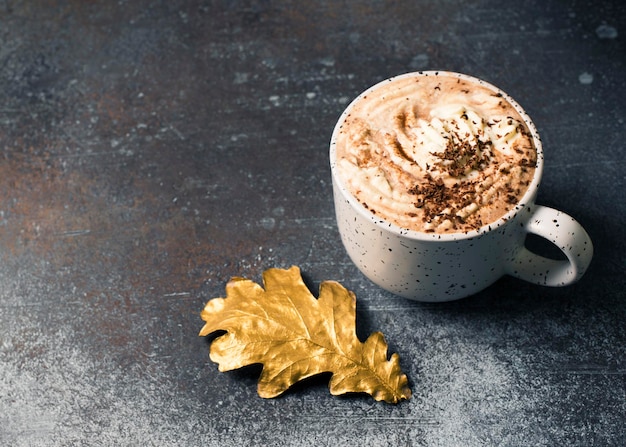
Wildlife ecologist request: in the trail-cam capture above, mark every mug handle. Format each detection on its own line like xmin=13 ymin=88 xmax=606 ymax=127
xmin=505 ymin=205 xmax=593 ymax=286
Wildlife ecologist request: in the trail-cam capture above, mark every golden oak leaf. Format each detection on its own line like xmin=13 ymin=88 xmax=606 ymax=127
xmin=199 ymin=266 xmax=411 ymax=403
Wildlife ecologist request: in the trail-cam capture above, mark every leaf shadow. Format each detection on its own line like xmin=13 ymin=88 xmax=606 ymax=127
xmin=278 ymin=372 xmax=334 ymax=397
xmin=228 ymin=363 xmax=265 ymax=385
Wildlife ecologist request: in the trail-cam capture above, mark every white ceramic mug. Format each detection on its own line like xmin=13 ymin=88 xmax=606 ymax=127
xmin=330 ymin=71 xmax=593 ymax=302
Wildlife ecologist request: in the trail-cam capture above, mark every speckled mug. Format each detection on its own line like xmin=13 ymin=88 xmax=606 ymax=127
xmin=330 ymin=71 xmax=593 ymax=302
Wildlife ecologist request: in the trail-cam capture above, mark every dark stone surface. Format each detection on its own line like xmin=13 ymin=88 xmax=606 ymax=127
xmin=0 ymin=1 xmax=624 ymax=445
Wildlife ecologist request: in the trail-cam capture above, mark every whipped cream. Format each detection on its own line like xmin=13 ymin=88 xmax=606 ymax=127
xmin=334 ymin=73 xmax=537 ymax=234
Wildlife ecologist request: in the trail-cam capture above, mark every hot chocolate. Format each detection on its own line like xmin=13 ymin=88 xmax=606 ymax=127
xmin=334 ymin=72 xmax=537 ymax=234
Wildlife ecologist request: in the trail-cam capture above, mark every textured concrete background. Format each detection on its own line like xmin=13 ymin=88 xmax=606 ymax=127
xmin=0 ymin=1 xmax=624 ymax=446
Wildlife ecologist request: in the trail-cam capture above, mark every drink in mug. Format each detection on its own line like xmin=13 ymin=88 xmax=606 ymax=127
xmin=330 ymin=71 xmax=593 ymax=301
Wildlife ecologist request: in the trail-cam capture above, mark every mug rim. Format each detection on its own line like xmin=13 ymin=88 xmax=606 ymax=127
xmin=329 ymin=70 xmax=544 ymax=242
